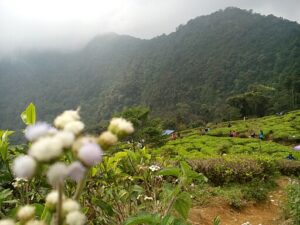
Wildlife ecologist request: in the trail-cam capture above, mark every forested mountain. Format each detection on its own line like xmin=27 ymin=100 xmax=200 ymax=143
xmin=1 ymin=7 xmax=300 ymax=133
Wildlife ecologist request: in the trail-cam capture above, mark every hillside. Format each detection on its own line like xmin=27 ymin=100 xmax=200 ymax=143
xmin=0 ymin=7 xmax=300 ymax=132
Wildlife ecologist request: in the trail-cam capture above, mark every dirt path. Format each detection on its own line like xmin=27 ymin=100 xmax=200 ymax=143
xmin=188 ymin=177 xmax=290 ymax=225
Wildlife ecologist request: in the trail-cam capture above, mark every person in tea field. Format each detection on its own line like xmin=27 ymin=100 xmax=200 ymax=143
xmin=259 ymin=130 xmax=264 ymax=140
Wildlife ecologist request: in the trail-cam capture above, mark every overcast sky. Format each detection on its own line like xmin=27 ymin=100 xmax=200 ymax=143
xmin=0 ymin=0 xmax=300 ymax=55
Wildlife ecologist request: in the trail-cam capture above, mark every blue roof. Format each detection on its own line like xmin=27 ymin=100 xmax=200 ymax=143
xmin=162 ymin=129 xmax=175 ymax=135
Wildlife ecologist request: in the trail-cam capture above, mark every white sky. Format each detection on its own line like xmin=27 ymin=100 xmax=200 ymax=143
xmin=0 ymin=0 xmax=300 ymax=54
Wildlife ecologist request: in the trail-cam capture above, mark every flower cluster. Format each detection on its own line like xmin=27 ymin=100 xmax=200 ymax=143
xmin=149 ymin=165 xmax=161 ymax=172
xmin=5 ymin=109 xmax=134 ymax=225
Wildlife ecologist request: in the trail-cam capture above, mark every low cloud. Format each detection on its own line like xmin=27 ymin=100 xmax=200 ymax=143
xmin=0 ymin=0 xmax=299 ymax=56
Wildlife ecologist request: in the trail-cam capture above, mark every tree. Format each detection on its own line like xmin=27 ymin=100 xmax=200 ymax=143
xmin=115 ymin=106 xmax=166 ymax=147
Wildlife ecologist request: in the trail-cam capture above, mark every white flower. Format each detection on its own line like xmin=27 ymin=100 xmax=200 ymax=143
xmin=54 ymin=110 xmax=80 ymax=129
xmin=64 ymin=121 xmax=84 ymax=135
xmin=46 ymin=191 xmax=65 ymax=208
xmin=78 ymin=143 xmax=103 ymax=167
xmin=25 ymin=220 xmax=46 ymax=225
xmin=0 ymin=219 xmax=15 ymax=225
xmin=144 ymin=196 xmax=153 ymax=201
xmin=17 ymin=205 xmax=35 ymax=221
xmin=66 ymin=211 xmax=86 ymax=225
xmin=12 ymin=155 xmax=36 ymax=179
xmin=12 ymin=178 xmax=27 ymax=188
xmin=24 ymin=122 xmax=52 ymax=142
xmin=29 ymin=136 xmax=63 ymax=162
xmin=63 ymin=199 xmax=80 ymax=214
xmin=54 ymin=131 xmax=75 ymax=148
xmin=108 ymin=118 xmax=134 ymax=137
xmin=149 ymin=165 xmax=160 ymax=172
xmin=72 ymin=136 xmax=97 ymax=153
xmin=67 ymin=162 xmax=86 ymax=182
xmin=47 ymin=162 xmax=68 ymax=187
xmin=98 ymin=131 xmax=118 ymax=149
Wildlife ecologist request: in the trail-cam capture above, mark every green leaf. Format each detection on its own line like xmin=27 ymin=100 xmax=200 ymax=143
xmin=157 ymin=167 xmax=180 ymax=177
xmin=124 ymin=212 xmax=160 ymax=225
xmin=33 ymin=203 xmax=44 ymax=217
xmin=174 ymin=192 xmax=192 ymax=220
xmin=21 ymin=102 xmax=36 ymax=125
xmin=93 ymin=199 xmax=114 ymax=216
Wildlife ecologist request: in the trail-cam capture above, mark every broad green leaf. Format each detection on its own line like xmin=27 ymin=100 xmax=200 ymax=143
xmin=174 ymin=192 xmax=192 ymax=220
xmin=93 ymin=199 xmax=114 ymax=216
xmin=21 ymin=102 xmax=36 ymax=125
xmin=124 ymin=212 xmax=160 ymax=225
xmin=132 ymin=184 xmax=144 ymax=193
xmin=0 ymin=142 xmax=8 ymax=161
xmin=157 ymin=167 xmax=180 ymax=177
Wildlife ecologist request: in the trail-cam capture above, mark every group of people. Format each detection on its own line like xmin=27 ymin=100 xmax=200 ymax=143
xmin=229 ymin=129 xmax=265 ymax=140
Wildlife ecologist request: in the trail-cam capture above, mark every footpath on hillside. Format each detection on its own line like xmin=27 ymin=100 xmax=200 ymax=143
xmin=188 ymin=177 xmax=291 ymax=225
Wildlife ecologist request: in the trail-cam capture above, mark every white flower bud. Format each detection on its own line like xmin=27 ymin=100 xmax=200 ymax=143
xmin=0 ymin=219 xmax=15 ymax=225
xmin=29 ymin=136 xmax=63 ymax=162
xmin=24 ymin=122 xmax=52 ymax=142
xmin=63 ymin=199 xmax=80 ymax=214
xmin=98 ymin=131 xmax=118 ymax=150
xmin=67 ymin=162 xmax=86 ymax=182
xmin=72 ymin=137 xmax=97 ymax=153
xmin=54 ymin=110 xmax=80 ymax=129
xmin=78 ymin=143 xmax=103 ymax=167
xmin=12 ymin=155 xmax=36 ymax=179
xmin=17 ymin=205 xmax=35 ymax=221
xmin=47 ymin=163 xmax=68 ymax=187
xmin=54 ymin=131 xmax=75 ymax=148
xmin=66 ymin=211 xmax=86 ymax=225
xmin=108 ymin=118 xmax=134 ymax=137
xmin=46 ymin=191 xmax=65 ymax=209
xmin=64 ymin=121 xmax=84 ymax=135
xmin=25 ymin=220 xmax=46 ymax=225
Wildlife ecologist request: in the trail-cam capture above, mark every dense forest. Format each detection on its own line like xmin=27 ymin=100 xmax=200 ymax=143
xmin=0 ymin=7 xmax=300 ymax=133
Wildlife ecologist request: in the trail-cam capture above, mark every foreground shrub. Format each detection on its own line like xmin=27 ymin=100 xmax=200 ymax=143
xmin=284 ymin=180 xmax=300 ymax=224
xmin=189 ymin=157 xmax=277 ymax=185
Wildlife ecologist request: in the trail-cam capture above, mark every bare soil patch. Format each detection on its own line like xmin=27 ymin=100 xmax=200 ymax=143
xmin=188 ymin=177 xmax=290 ymax=225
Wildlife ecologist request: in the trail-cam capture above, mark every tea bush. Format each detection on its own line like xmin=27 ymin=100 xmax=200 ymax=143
xmin=188 ymin=157 xmax=277 ymax=185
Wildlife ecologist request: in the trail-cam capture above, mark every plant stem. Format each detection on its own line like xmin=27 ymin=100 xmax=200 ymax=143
xmin=57 ymin=184 xmax=63 ymax=225
xmin=73 ymin=170 xmax=88 ymax=200
xmin=164 ymin=183 xmax=182 ymax=216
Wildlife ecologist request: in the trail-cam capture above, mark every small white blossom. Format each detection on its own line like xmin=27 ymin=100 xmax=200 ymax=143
xmin=24 ymin=122 xmax=52 ymax=142
xmin=144 ymin=196 xmax=153 ymax=201
xmin=47 ymin=163 xmax=68 ymax=187
xmin=64 ymin=121 xmax=84 ymax=135
xmin=12 ymin=178 xmax=27 ymax=188
xmin=0 ymin=219 xmax=15 ymax=225
xmin=149 ymin=165 xmax=160 ymax=172
xmin=66 ymin=211 xmax=86 ymax=225
xmin=46 ymin=191 xmax=65 ymax=208
xmin=29 ymin=136 xmax=63 ymax=162
xmin=17 ymin=205 xmax=35 ymax=221
xmin=67 ymin=162 xmax=86 ymax=182
xmin=54 ymin=110 xmax=80 ymax=129
xmin=78 ymin=143 xmax=103 ymax=167
xmin=98 ymin=131 xmax=118 ymax=149
xmin=12 ymin=155 xmax=36 ymax=179
xmin=108 ymin=118 xmax=134 ymax=137
xmin=63 ymin=199 xmax=80 ymax=214
xmin=54 ymin=131 xmax=75 ymax=148
xmin=25 ymin=220 xmax=46 ymax=225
